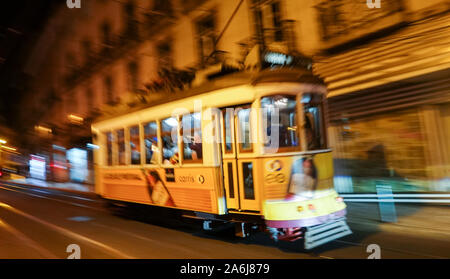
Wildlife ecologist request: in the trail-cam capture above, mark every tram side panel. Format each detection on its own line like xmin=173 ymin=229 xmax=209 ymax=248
xmin=98 ymin=166 xmax=226 ymax=215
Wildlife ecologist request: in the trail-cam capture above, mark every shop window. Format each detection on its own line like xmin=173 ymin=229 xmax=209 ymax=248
xmin=181 ymin=112 xmax=202 ymax=163
xmin=161 ymin=117 xmax=179 ymax=165
xmin=144 ymin=121 xmax=160 ymax=164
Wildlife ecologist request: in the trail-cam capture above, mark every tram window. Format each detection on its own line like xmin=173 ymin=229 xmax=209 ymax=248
xmin=181 ymin=112 xmax=203 ymax=162
xmin=222 ymin=109 xmax=233 ymax=153
xmin=144 ymin=121 xmax=159 ymax=164
xmin=117 ymin=129 xmax=126 ymax=165
xmin=129 ymin=126 xmax=140 ymax=165
xmin=105 ymin=132 xmax=113 ymax=166
xmin=236 ymin=108 xmax=253 ymax=152
xmin=242 ymin=162 xmax=255 ymax=200
xmin=161 ymin=117 xmax=179 ymax=165
xmin=261 ymin=95 xmax=299 ymax=152
xmin=302 ymin=93 xmax=326 ymax=150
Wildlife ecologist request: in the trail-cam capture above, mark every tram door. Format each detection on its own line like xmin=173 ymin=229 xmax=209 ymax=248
xmin=220 ymin=106 xmax=259 ymax=212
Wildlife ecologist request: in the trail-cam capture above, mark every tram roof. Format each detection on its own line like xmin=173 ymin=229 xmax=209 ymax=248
xmin=93 ymin=68 xmax=324 ymax=123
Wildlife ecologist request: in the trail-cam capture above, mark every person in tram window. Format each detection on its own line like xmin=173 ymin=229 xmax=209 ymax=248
xmin=189 ymin=132 xmax=202 ymax=160
xmin=130 ymin=142 xmax=140 ymax=164
xmin=145 ymin=139 xmax=153 ymax=163
xmin=162 ymin=136 xmax=178 ymax=165
xmin=304 ymin=112 xmax=319 ymax=150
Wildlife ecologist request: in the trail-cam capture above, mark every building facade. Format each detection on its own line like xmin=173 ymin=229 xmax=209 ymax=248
xmin=23 ymin=0 xmax=449 ymax=191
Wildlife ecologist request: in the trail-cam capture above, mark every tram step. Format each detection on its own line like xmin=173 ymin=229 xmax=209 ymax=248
xmin=304 ymin=217 xmax=352 ymax=250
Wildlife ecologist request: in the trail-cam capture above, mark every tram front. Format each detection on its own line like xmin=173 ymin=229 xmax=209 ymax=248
xmin=256 ymin=72 xmax=352 ymax=250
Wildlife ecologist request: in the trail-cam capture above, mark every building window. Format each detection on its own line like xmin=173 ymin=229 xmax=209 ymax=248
xmin=127 ymin=61 xmax=139 ymax=93
xmin=86 ymin=87 xmax=93 ymax=113
xmin=153 ymin=0 xmax=173 ymax=16
xmin=104 ymin=75 xmax=114 ymax=104
xmin=144 ymin=121 xmax=160 ymax=164
xmin=252 ymin=0 xmax=284 ymax=44
xmin=101 ymin=22 xmax=113 ymax=49
xmin=181 ymin=112 xmax=202 ymax=163
xmin=65 ymin=52 xmax=77 ymax=78
xmin=195 ymin=12 xmax=217 ymax=67
xmin=182 ymin=0 xmax=208 ymax=14
xmin=157 ymin=40 xmax=173 ymax=72
xmin=124 ymin=1 xmax=138 ymax=37
xmin=81 ymin=39 xmax=92 ymax=64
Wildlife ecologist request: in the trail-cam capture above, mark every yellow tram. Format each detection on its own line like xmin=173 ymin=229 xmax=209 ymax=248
xmin=91 ymin=68 xmax=352 ymax=250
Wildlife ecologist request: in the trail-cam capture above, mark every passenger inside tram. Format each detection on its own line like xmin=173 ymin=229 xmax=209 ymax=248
xmin=163 ymin=135 xmax=179 ymax=165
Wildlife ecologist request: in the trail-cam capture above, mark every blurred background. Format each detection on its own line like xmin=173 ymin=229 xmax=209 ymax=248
xmin=0 ymin=0 xmax=448 ymax=193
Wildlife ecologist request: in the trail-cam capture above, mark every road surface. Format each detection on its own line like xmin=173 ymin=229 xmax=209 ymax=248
xmin=0 ymin=180 xmax=449 ymax=259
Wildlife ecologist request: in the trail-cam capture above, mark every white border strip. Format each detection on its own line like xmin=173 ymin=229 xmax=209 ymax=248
xmin=343 ymin=199 xmax=450 ymax=203
xmin=341 ymin=194 xmax=450 ymax=198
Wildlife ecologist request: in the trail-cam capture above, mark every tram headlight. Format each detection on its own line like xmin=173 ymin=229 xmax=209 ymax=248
xmin=297 ymin=206 xmax=303 ymax=212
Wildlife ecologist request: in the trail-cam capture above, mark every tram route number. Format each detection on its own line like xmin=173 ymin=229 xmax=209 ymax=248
xmin=180 ymin=263 xmax=270 ymax=277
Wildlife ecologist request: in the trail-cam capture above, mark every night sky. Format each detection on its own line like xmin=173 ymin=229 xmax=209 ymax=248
xmin=0 ymin=0 xmax=59 ymax=130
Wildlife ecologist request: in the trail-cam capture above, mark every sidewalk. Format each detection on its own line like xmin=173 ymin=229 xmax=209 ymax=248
xmin=6 ymin=177 xmax=95 ymax=195
xmin=346 ymin=202 xmax=450 ymax=235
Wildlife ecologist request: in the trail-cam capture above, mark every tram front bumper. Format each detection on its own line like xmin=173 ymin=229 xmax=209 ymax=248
xmin=265 ymin=208 xmax=347 ymax=228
